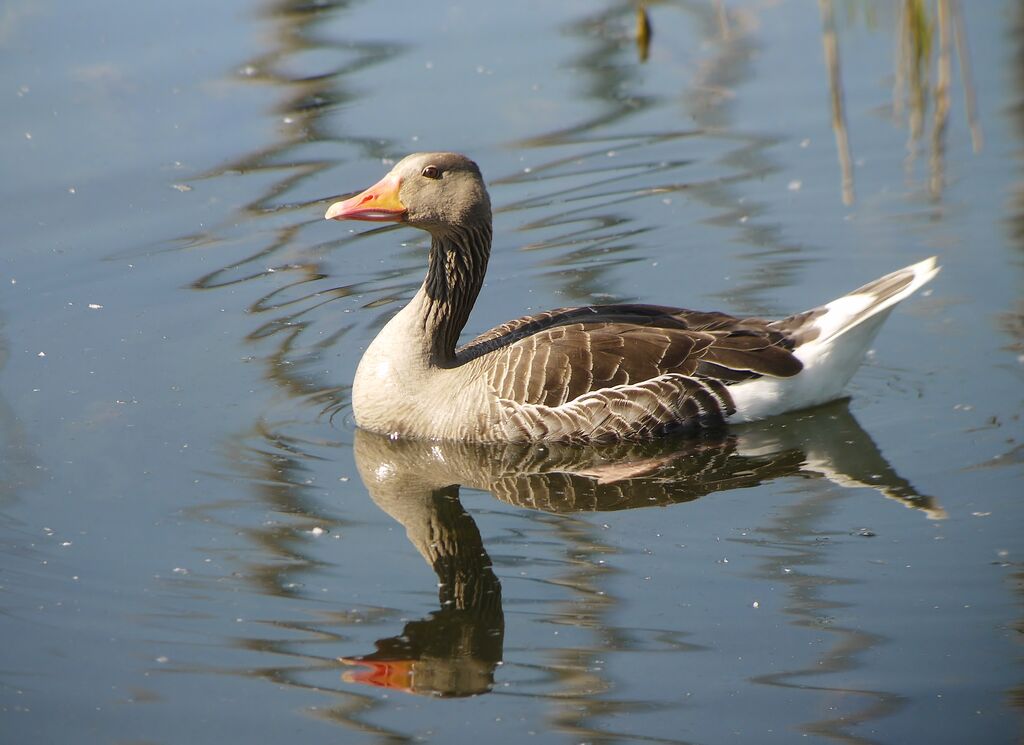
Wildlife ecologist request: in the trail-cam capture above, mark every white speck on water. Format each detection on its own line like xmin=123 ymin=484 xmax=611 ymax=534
xmin=68 ymin=187 xmax=76 ymax=194
xmin=752 ymin=601 xmax=759 ymax=608
xmin=309 ymin=526 xmax=326 ymax=536
xmin=787 ymin=179 xmax=802 ymax=191
xmin=155 ymin=656 xmax=169 ymax=664
xmin=25 ymin=132 xmax=32 ymax=140
xmin=60 ymin=541 xmax=72 ymax=547
xmin=739 ymin=215 xmax=749 ymax=223
xmin=88 ymin=303 xmax=103 ymax=310
xmin=171 ymin=183 xmax=192 ymax=192
xmin=37 ymin=352 xmax=46 ymax=357
xmin=800 ymin=138 xmax=811 ymax=148
xmin=172 ymin=567 xmax=188 ymax=574
xmin=971 ymin=511 xmax=991 ymax=517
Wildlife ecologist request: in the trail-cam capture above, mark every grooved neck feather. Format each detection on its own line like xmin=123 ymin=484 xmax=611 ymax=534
xmin=422 ymin=223 xmax=492 ymax=362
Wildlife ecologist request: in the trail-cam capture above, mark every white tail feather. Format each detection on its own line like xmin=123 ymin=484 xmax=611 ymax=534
xmin=728 ymin=257 xmax=939 ymax=422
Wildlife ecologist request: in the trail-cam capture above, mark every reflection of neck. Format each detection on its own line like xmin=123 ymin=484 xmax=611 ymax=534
xmin=418 ymin=225 xmax=492 ymax=363
xmin=418 ymin=486 xmax=502 ymax=615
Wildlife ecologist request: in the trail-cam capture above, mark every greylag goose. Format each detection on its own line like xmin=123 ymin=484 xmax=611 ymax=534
xmin=326 ymin=152 xmax=939 ymax=443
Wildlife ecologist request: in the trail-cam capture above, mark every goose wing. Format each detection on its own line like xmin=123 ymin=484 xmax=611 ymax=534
xmin=460 ymin=305 xmax=803 ymax=441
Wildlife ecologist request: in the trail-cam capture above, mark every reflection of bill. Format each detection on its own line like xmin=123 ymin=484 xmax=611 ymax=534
xmin=341 ymin=635 xmax=500 ymax=698
xmin=341 ymin=659 xmax=415 ymax=691
xmin=339 ymin=477 xmax=503 ymax=698
xmin=339 ymin=401 xmax=941 ymax=697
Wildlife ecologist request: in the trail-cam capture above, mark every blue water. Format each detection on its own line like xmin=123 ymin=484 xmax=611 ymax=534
xmin=2 ymin=1 xmax=1021 ymax=743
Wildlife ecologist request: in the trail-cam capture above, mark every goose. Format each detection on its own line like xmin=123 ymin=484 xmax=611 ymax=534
xmin=325 ymin=152 xmax=938 ymax=443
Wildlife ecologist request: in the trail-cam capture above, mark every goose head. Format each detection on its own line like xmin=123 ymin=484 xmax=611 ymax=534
xmin=325 ymin=152 xmax=491 ymax=237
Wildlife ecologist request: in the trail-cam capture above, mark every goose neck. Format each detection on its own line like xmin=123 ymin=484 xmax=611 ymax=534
xmin=419 ymin=224 xmax=492 ymax=362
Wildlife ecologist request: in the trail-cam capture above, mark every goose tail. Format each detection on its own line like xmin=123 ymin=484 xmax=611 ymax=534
xmin=729 ymin=257 xmax=940 ymax=422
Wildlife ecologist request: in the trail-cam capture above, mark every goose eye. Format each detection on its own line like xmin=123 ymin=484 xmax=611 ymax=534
xmin=421 ymin=165 xmax=441 ymax=179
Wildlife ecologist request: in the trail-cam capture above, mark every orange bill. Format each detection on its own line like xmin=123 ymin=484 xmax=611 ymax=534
xmin=325 ymin=173 xmax=406 ymax=222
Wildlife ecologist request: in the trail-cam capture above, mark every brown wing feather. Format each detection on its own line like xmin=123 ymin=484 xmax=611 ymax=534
xmin=460 ymin=303 xmax=744 ymax=357
xmin=465 ymin=304 xmax=802 ymax=413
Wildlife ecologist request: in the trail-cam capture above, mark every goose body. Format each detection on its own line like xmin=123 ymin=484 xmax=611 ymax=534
xmin=326 ymin=152 xmax=938 ymax=443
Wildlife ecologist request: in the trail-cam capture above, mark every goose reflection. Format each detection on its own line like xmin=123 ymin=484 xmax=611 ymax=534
xmin=341 ymin=402 xmax=941 ymax=698
xmin=339 ymin=468 xmax=504 ymax=698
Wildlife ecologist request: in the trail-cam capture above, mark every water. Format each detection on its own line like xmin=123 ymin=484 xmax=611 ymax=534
xmin=2 ymin=1 xmax=1021 ymax=743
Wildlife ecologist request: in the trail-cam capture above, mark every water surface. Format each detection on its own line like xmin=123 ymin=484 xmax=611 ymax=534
xmin=2 ymin=1 xmax=1022 ymax=743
